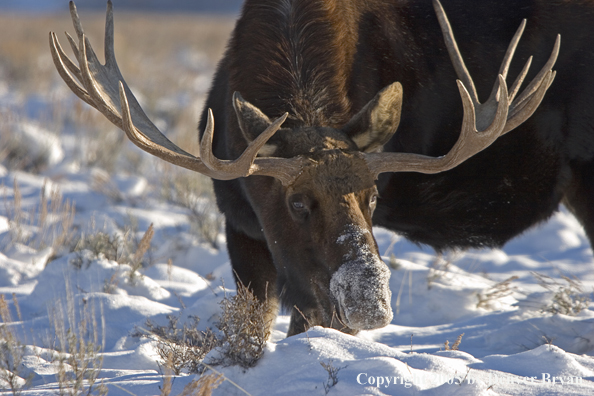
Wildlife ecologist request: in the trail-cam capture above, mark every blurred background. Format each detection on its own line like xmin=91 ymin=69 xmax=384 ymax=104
xmin=0 ymin=0 xmax=243 ymax=13
xmin=0 ymin=1 xmax=241 ymax=250
xmin=0 ymin=0 xmax=238 ymax=178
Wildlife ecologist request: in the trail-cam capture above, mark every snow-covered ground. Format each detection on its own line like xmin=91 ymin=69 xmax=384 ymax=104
xmin=1 ymin=14 xmax=594 ymax=396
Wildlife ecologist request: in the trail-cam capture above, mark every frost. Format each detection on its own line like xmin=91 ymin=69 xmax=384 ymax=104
xmin=330 ymin=224 xmax=393 ymax=330
xmin=336 ymin=224 xmax=370 ymax=245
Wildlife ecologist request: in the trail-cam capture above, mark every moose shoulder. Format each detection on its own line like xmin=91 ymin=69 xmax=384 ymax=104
xmin=51 ymin=0 xmax=569 ymax=337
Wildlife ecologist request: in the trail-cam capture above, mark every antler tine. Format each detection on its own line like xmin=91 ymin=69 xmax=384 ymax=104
xmin=49 ymin=32 xmax=92 ymax=105
xmin=104 ymin=0 xmax=116 ymax=67
xmin=69 ymin=1 xmax=84 ymax=39
xmin=65 ymin=31 xmax=79 ymax=60
xmin=486 ymin=20 xmax=528 ymax=106
xmin=504 ymin=35 xmax=560 ymax=131
xmin=433 ymin=0 xmax=479 ymax=105
xmin=69 ymin=2 xmax=104 ymax=74
xmin=55 ymin=32 xmax=82 ymax=81
xmin=200 ymin=110 xmax=289 ymax=175
xmin=504 ymin=70 xmax=555 ymax=133
xmin=508 ymin=56 xmax=532 ymax=103
xmin=498 ymin=19 xmax=526 ymax=80
xmin=198 ymin=109 xmax=306 ymax=185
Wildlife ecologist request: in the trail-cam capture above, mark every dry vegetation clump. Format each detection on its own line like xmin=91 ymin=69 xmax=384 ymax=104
xmin=533 ymin=272 xmax=590 ymax=316
xmin=476 ymin=276 xmax=519 ymax=310
xmin=3 ymin=179 xmax=76 ymax=253
xmin=213 ymin=283 xmax=272 ymax=369
xmin=0 ymin=117 xmax=57 ymax=174
xmin=0 ymin=295 xmax=31 ymax=395
xmin=135 ymin=315 xmax=218 ymax=375
xmin=320 ymin=360 xmax=345 ymax=395
xmin=70 ymin=230 xmax=129 ymax=269
xmin=444 ymin=333 xmax=464 ymax=351
xmin=137 ymin=283 xmax=272 ymax=376
xmin=70 ymin=221 xmax=154 ymax=286
xmin=47 ymin=292 xmax=107 ymax=396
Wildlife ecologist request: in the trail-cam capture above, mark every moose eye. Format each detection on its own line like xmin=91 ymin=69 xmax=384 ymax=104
xmin=292 ymin=201 xmax=305 ymax=210
xmin=288 ymin=194 xmax=310 ymax=219
xmin=370 ymin=194 xmax=378 ymax=206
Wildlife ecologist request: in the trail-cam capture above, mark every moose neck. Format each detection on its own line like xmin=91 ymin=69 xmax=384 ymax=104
xmin=228 ymin=0 xmax=360 ymax=129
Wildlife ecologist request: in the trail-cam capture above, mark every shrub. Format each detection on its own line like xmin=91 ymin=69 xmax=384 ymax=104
xmin=135 ymin=315 xmax=218 ymax=375
xmin=213 ymin=283 xmax=272 ymax=368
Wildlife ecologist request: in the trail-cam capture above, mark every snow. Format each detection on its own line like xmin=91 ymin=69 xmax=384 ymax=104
xmin=331 ymin=224 xmax=393 ymax=330
xmin=1 ymin=43 xmax=593 ymax=396
xmin=2 ymin=128 xmax=593 ymax=396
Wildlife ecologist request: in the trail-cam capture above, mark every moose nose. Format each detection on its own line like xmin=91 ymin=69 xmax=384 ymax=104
xmin=330 ymin=255 xmax=393 ymax=330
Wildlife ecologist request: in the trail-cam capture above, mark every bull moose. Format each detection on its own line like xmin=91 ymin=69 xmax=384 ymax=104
xmin=50 ymin=0 xmax=568 ymax=337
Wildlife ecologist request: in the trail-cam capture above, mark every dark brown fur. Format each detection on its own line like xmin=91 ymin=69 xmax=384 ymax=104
xmin=199 ymin=0 xmax=594 ymax=335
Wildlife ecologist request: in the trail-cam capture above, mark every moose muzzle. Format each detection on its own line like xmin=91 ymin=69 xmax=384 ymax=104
xmin=330 ymin=253 xmax=393 ymax=330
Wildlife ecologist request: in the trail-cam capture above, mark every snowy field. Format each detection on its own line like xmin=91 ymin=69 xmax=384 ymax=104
xmin=1 ymin=9 xmax=594 ymax=396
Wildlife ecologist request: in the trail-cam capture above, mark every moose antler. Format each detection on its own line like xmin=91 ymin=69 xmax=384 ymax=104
xmin=51 ymin=1 xmax=558 ymax=186
xmin=363 ymin=0 xmax=558 ymax=178
xmin=50 ymin=1 xmax=306 ymax=186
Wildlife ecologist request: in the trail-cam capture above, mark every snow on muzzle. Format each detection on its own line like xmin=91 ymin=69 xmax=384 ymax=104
xmin=330 ymin=226 xmax=393 ymax=330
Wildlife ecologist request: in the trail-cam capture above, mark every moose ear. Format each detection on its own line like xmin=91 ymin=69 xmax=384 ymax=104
xmin=233 ymin=91 xmax=273 ymax=142
xmin=233 ymin=92 xmax=279 ymax=156
xmin=342 ymin=82 xmax=403 ymax=153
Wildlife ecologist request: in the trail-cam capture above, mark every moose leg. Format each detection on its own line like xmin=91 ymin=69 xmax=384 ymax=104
xmin=563 ymin=160 xmax=594 ymax=249
xmin=225 ymin=222 xmax=279 ymax=333
xmin=287 ymin=309 xmax=310 ymax=337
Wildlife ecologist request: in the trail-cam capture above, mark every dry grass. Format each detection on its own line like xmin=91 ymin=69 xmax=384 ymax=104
xmin=2 ymin=293 xmax=107 ymax=396
xmin=135 ymin=315 xmax=218 ymax=375
xmin=1 ymin=9 xmax=234 ymax=248
xmin=320 ymin=360 xmax=345 ymax=395
xmin=213 ymin=283 xmax=272 ymax=369
xmin=177 ymin=373 xmax=224 ymax=396
xmin=533 ymin=272 xmax=590 ymax=316
xmin=476 ymin=276 xmax=519 ymax=310
xmin=0 ymin=9 xmax=243 ymax=395
xmin=3 ymin=179 xmax=76 ymax=253
xmin=444 ymin=333 xmax=464 ymax=351
xmin=71 ymin=221 xmax=155 ymax=286
xmin=0 ymin=295 xmax=31 ymax=395
xmin=48 ymin=293 xmax=107 ymax=396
